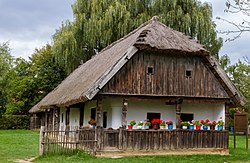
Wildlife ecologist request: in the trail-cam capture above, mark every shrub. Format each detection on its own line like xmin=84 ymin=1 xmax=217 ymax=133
xmin=0 ymin=115 xmax=30 ymax=129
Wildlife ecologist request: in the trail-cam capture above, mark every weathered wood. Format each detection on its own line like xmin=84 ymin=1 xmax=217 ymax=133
xmin=176 ymin=99 xmax=183 ymax=129
xmin=96 ymin=98 xmax=103 ymax=127
xmin=122 ymin=99 xmax=128 ymax=128
xmin=225 ymin=104 xmax=229 ymax=131
xmin=101 ymin=53 xmax=230 ymax=100
xmin=39 ymin=126 xmax=45 ymax=156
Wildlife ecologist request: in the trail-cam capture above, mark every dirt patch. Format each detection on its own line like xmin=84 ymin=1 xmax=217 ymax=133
xmin=14 ymin=157 xmax=37 ymax=163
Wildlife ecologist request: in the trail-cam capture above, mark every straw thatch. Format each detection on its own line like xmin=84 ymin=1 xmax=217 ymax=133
xmin=31 ymin=16 xmax=246 ymax=112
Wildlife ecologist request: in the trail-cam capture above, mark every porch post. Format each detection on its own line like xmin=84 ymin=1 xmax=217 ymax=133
xmin=176 ymin=98 xmax=183 ymax=129
xmin=45 ymin=109 xmax=48 ymax=130
xmin=96 ymin=97 xmax=103 ymax=127
xmin=122 ymin=99 xmax=128 ymax=129
xmin=225 ymin=103 xmax=230 ymax=131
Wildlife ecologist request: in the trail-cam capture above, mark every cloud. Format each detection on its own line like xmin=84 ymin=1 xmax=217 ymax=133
xmin=200 ymin=0 xmax=250 ymax=64
xmin=0 ymin=0 xmax=75 ymax=59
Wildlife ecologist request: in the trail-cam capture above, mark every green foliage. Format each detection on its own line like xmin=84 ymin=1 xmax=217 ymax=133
xmin=53 ymin=0 xmax=222 ymax=74
xmin=0 ymin=115 xmax=30 ymax=129
xmin=0 ymin=42 xmax=13 ymax=116
xmin=4 ymin=44 xmax=66 ymax=116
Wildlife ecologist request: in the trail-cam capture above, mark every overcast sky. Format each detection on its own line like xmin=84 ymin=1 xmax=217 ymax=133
xmin=0 ymin=0 xmax=249 ymax=64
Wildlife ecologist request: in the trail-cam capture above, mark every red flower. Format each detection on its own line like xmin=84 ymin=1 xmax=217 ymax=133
xmin=200 ymin=120 xmax=204 ymax=124
xmin=205 ymin=119 xmax=210 ymax=123
xmin=152 ymin=119 xmax=162 ymax=125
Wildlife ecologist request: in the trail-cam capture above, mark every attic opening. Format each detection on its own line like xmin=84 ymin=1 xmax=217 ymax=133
xmin=186 ymin=70 xmax=192 ymax=78
xmin=147 ymin=66 xmax=154 ymax=75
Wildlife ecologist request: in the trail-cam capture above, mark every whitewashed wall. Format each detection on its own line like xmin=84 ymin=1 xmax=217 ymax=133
xmin=59 ymin=107 xmax=66 ymax=131
xmin=69 ymin=107 xmax=80 ymax=130
xmin=59 ymin=98 xmax=225 ymax=130
xmin=109 ymin=98 xmax=225 ymax=129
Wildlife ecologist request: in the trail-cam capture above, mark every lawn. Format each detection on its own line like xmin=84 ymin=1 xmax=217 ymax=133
xmin=0 ymin=130 xmax=39 ymax=163
xmin=0 ymin=130 xmax=249 ymax=163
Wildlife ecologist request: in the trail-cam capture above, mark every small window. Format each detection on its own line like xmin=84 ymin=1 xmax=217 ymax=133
xmin=147 ymin=66 xmax=154 ymax=74
xmin=147 ymin=112 xmax=161 ymax=129
xmin=180 ymin=113 xmax=194 ymax=122
xmin=91 ymin=108 xmax=96 ymax=120
xmin=186 ymin=70 xmax=192 ymax=78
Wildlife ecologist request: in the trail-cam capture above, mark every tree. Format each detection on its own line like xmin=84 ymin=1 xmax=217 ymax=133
xmin=4 ymin=44 xmax=66 ymax=115
xmin=52 ymin=0 xmax=222 ymax=74
xmin=0 ymin=42 xmax=13 ymax=116
xmin=220 ymin=55 xmax=250 ymax=112
xmin=217 ymin=0 xmax=250 ymax=41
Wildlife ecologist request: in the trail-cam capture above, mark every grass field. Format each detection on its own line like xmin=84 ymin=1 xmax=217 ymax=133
xmin=0 ymin=130 xmax=39 ymax=163
xmin=0 ymin=130 xmax=249 ymax=163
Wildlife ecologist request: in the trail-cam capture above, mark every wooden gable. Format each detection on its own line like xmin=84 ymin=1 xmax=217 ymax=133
xmin=100 ymin=51 xmax=229 ymax=99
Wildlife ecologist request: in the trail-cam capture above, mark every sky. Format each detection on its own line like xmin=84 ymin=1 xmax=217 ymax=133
xmin=0 ymin=0 xmax=249 ymax=64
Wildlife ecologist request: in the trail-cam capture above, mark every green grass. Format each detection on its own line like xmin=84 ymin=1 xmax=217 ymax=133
xmin=0 ymin=130 xmax=249 ymax=163
xmin=0 ymin=130 xmax=39 ymax=163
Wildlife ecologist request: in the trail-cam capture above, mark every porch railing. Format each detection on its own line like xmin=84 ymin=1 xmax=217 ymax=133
xmin=40 ymin=127 xmax=229 ymax=155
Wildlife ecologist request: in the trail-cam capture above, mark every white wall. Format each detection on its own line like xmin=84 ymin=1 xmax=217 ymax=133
xmin=69 ymin=107 xmax=80 ymax=130
xmin=59 ymin=107 xmax=66 ymax=131
xmin=182 ymin=103 xmax=225 ymax=122
xmin=109 ymin=98 xmax=225 ymax=129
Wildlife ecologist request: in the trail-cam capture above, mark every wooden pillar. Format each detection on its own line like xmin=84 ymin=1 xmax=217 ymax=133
xmin=176 ymin=98 xmax=183 ymax=129
xmin=96 ymin=97 xmax=103 ymax=127
xmin=225 ymin=103 xmax=229 ymax=131
xmin=39 ymin=126 xmax=45 ymax=155
xmin=122 ymin=99 xmax=128 ymax=129
xmin=45 ymin=109 xmax=48 ymax=130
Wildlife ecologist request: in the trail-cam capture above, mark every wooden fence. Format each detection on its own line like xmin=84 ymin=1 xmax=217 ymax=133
xmin=40 ymin=127 xmax=229 ymax=155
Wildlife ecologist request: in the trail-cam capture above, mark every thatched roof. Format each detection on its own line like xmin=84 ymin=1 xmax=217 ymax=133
xmin=30 ymin=16 xmax=246 ymax=112
xmin=29 ymin=102 xmax=45 ymax=113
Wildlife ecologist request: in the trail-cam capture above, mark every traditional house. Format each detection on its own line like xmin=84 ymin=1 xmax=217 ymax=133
xmin=31 ymin=16 xmax=246 ymax=155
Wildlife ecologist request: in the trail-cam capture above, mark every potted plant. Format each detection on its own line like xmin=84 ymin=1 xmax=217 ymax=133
xmin=194 ymin=120 xmax=202 ymax=130
xmin=209 ymin=120 xmax=217 ymax=130
xmin=160 ymin=121 xmax=166 ymax=129
xmin=201 ymin=119 xmax=210 ymax=130
xmin=189 ymin=120 xmax=195 ymax=130
xmin=181 ymin=121 xmax=189 ymax=129
xmin=151 ymin=119 xmax=162 ymax=130
xmin=144 ymin=120 xmax=151 ymax=129
xmin=167 ymin=120 xmax=173 ymax=129
xmin=128 ymin=120 xmax=136 ymax=129
xmin=229 ymin=118 xmax=234 ymax=132
xmin=137 ymin=121 xmax=144 ymax=129
xmin=217 ymin=117 xmax=224 ymax=131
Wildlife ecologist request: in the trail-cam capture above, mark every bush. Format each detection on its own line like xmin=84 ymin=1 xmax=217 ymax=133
xmin=0 ymin=115 xmax=30 ymax=129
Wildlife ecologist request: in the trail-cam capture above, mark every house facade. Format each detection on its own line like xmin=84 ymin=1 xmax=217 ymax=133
xmin=31 ymin=16 xmax=246 ymax=155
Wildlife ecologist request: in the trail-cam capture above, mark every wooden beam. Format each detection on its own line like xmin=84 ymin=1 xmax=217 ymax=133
xmin=225 ymin=103 xmax=229 ymax=131
xmin=176 ymin=98 xmax=183 ymax=129
xmin=96 ymin=97 xmax=103 ymax=127
xmin=122 ymin=99 xmax=128 ymax=128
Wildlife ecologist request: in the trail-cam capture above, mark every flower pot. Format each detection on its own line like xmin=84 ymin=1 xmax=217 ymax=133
xmin=182 ymin=126 xmax=188 ymax=129
xmin=137 ymin=125 xmax=143 ymax=129
xmin=217 ymin=125 xmax=223 ymax=131
xmin=196 ymin=125 xmax=201 ymax=130
xmin=203 ymin=126 xmax=208 ymax=130
xmin=144 ymin=125 xmax=149 ymax=130
xmin=160 ymin=126 xmax=165 ymax=129
xmin=128 ymin=125 xmax=133 ymax=129
xmin=168 ymin=124 xmax=173 ymax=130
xmin=189 ymin=125 xmax=194 ymax=130
xmin=153 ymin=124 xmax=159 ymax=130
xmin=229 ymin=126 xmax=234 ymax=132
xmin=210 ymin=125 xmax=215 ymax=131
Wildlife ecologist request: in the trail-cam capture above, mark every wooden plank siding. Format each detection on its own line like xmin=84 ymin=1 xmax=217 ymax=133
xmin=100 ymin=52 xmax=229 ymax=99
